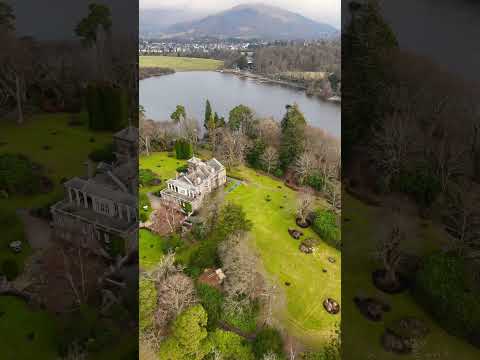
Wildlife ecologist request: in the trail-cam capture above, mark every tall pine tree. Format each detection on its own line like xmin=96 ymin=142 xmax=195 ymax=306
xmin=279 ymin=104 xmax=306 ymax=170
xmin=342 ymin=0 xmax=398 ymax=164
xmin=204 ymin=99 xmax=213 ymax=130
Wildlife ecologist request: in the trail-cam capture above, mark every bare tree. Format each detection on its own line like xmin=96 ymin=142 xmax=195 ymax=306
xmin=295 ymin=152 xmax=315 ymax=184
xmin=444 ymin=183 xmax=480 ymax=258
xmin=215 ymin=128 xmax=248 ymax=169
xmin=0 ymin=33 xmax=34 ymax=124
xmin=155 ymin=272 xmax=197 ymax=330
xmin=263 ymin=351 xmax=280 ymax=360
xmin=61 ymin=246 xmax=90 ymax=306
xmin=296 ymin=190 xmax=314 ymax=225
xmin=375 ymin=223 xmax=405 ymax=287
xmin=325 ymin=180 xmax=341 ymax=211
xmin=371 ymin=112 xmax=417 ymax=189
xmin=261 ymin=146 xmax=279 ymax=174
xmin=218 ymin=233 xmax=257 ymax=310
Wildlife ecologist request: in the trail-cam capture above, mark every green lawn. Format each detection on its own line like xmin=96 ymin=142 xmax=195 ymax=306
xmin=139 ymin=152 xmax=187 ymax=196
xmin=225 ymin=166 xmax=340 ymax=350
xmin=0 ymin=113 xmax=112 ymax=212
xmin=139 ymin=228 xmax=165 ymax=271
xmin=139 ymin=56 xmax=224 ymax=72
xmin=138 ymin=152 xmax=340 ymax=349
xmin=342 ymin=193 xmax=480 ymax=360
xmin=0 ymin=296 xmax=58 ymax=359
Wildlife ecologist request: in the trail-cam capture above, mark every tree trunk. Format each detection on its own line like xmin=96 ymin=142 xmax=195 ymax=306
xmin=15 ymin=73 xmax=24 ymax=124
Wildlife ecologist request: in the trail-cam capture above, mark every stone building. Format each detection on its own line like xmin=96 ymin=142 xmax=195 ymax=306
xmin=159 ymin=157 xmax=227 ymax=212
xmin=50 ymin=127 xmax=138 ymax=257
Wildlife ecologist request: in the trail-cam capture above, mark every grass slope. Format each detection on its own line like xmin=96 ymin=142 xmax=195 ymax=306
xmin=139 ymin=56 xmax=224 ymax=71
xmin=225 ymin=166 xmax=340 ymax=349
xmin=139 ymin=153 xmax=340 ymax=349
xmin=0 ymin=296 xmax=58 ymax=359
xmin=342 ymin=193 xmax=479 ymax=359
xmin=0 ymin=113 xmax=112 ymax=211
xmin=139 ymin=228 xmax=165 ymax=271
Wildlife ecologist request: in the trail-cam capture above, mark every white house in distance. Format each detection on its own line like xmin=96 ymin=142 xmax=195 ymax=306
xmin=159 ymin=157 xmax=227 ymax=212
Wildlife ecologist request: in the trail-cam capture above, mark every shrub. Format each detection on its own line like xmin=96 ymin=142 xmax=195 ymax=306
xmin=139 ymin=169 xmax=159 ymax=187
xmin=86 ymin=83 xmax=128 ymax=131
xmin=305 ymin=172 xmax=325 ymax=191
xmin=196 ymin=283 xmax=225 ymax=330
xmin=176 ymin=164 xmax=189 ymax=173
xmin=222 ymin=300 xmax=259 ymax=334
xmin=161 ymin=234 xmax=183 ymax=253
xmin=210 ymin=329 xmax=255 ymax=360
xmin=246 ymin=139 xmax=266 ymax=170
xmin=175 ymin=139 xmax=193 ymax=159
xmin=88 ymin=143 xmax=115 ymax=163
xmin=252 ymin=327 xmax=284 ymax=359
xmin=107 ymin=235 xmax=125 ymax=257
xmin=139 ymin=192 xmax=151 ymax=222
xmin=395 ymin=164 xmax=441 ymax=208
xmin=412 ymin=253 xmax=480 ymax=341
xmin=182 ymin=202 xmax=192 ymax=214
xmin=0 ymin=209 xmax=25 ymax=249
xmin=273 ymin=168 xmax=284 ymax=178
xmin=2 ymin=258 xmax=19 ymax=281
xmin=0 ymin=154 xmax=44 ymax=195
xmin=312 ymin=209 xmax=341 ymax=249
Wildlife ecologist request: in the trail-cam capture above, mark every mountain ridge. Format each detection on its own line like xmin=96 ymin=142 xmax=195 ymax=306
xmin=149 ymin=3 xmax=338 ymax=40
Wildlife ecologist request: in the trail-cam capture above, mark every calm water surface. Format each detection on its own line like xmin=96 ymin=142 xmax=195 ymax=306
xmin=140 ymin=71 xmax=340 ymax=138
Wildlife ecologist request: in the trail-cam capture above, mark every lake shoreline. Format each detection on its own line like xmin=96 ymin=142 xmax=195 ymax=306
xmin=140 ymin=71 xmax=340 ymax=137
xmin=219 ymin=69 xmax=341 ymax=104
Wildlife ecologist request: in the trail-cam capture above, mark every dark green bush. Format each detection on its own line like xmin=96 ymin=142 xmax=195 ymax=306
xmin=107 ymin=235 xmax=125 ymax=257
xmin=174 ymin=139 xmax=193 ymax=159
xmin=139 ymin=169 xmax=159 ymax=187
xmin=88 ymin=143 xmax=115 ymax=163
xmin=312 ymin=209 xmax=341 ymax=249
xmin=86 ymin=83 xmax=129 ymax=131
xmin=252 ymin=327 xmax=284 ymax=359
xmin=395 ymin=164 xmax=441 ymax=208
xmin=2 ymin=258 xmax=19 ymax=281
xmin=273 ymin=168 xmax=284 ymax=178
xmin=223 ymin=300 xmax=259 ymax=334
xmin=246 ymin=139 xmax=266 ymax=170
xmin=196 ymin=283 xmax=225 ymax=330
xmin=0 ymin=154 xmax=44 ymax=195
xmin=412 ymin=253 xmax=480 ymax=340
xmin=160 ymin=234 xmax=183 ymax=253
xmin=305 ymin=172 xmax=325 ymax=191
xmin=176 ymin=164 xmax=189 ymax=173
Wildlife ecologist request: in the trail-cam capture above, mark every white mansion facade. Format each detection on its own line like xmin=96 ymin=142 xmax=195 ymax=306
xmin=50 ymin=127 xmax=138 ymax=257
xmin=159 ymin=157 xmax=227 ymax=212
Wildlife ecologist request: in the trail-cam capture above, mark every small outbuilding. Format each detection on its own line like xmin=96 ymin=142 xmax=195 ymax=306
xmin=198 ymin=268 xmax=226 ymax=289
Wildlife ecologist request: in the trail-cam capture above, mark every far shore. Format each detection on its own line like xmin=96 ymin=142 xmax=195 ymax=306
xmin=219 ymin=69 xmax=341 ymax=104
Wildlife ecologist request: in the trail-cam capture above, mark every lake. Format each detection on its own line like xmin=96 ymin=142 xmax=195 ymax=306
xmin=140 ymin=71 xmax=341 ymax=138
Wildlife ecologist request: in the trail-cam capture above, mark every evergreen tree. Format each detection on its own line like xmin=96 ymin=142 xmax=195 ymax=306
xmin=171 ymin=105 xmax=186 ymax=123
xmin=158 ymin=305 xmax=212 ymax=360
xmin=204 ymin=100 xmax=213 ymax=130
xmin=279 ymin=104 xmax=306 ymax=170
xmin=342 ymin=0 xmax=398 ymax=164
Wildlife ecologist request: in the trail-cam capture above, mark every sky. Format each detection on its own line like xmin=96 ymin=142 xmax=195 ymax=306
xmin=139 ymin=0 xmax=341 ymax=28
xmin=9 ymin=0 xmax=137 ymax=40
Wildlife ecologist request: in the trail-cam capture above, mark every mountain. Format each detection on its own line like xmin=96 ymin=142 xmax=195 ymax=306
xmin=140 ymin=8 xmax=206 ymax=38
xmin=163 ymin=3 xmax=338 ymax=40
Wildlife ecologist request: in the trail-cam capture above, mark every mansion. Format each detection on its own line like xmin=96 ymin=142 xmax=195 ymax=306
xmin=50 ymin=127 xmax=138 ymax=258
xmin=159 ymin=157 xmax=227 ymax=212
